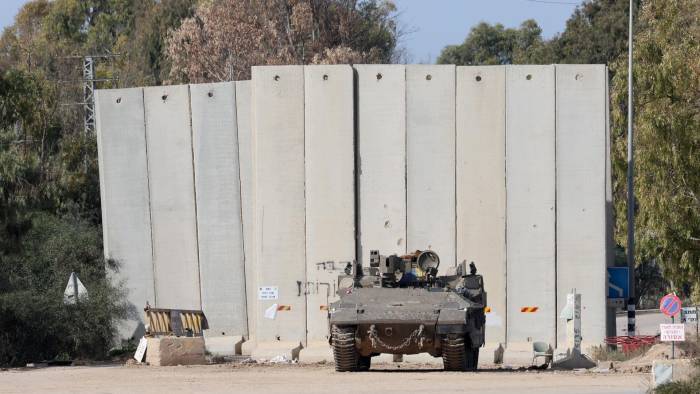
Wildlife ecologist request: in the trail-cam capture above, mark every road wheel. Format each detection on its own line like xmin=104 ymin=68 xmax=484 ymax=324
xmin=358 ymin=355 xmax=371 ymax=371
xmin=332 ymin=325 xmax=358 ymax=372
xmin=441 ymin=334 xmax=467 ymax=371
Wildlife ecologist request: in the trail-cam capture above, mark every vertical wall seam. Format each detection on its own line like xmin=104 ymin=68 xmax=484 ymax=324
xmin=301 ymin=67 xmax=308 ymax=346
xmin=188 ymin=84 xmax=204 ymax=310
xmin=503 ymin=66 xmax=509 ymax=346
xmin=403 ymin=66 xmax=408 ymax=254
xmin=142 ymin=87 xmax=158 ymax=307
xmin=553 ymin=64 xmax=558 ymax=346
xmin=453 ymin=66 xmax=458 ymax=267
xmin=353 ymin=67 xmax=361 ymax=265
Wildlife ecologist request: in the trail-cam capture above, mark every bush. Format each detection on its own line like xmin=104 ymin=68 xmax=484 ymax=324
xmin=0 ymin=213 xmax=127 ymax=367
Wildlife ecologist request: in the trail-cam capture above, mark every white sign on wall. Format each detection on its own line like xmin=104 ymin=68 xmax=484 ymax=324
xmin=258 ymin=286 xmax=279 ymax=300
xmin=660 ymin=324 xmax=685 ymax=342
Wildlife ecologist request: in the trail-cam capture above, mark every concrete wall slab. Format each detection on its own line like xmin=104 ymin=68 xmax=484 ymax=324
xmin=144 ymin=85 xmax=201 ymax=310
xmin=251 ymin=66 xmax=306 ymax=353
xmin=406 ymin=65 xmax=456 ymax=266
xmin=303 ymin=65 xmax=355 ymax=353
xmin=456 ymin=66 xmax=507 ymax=344
xmin=190 ymin=82 xmax=247 ymax=336
xmin=555 ymin=65 xmax=607 ymax=348
xmin=355 ymin=65 xmax=406 ymax=263
xmin=95 ymin=88 xmax=154 ymax=339
xmin=506 ymin=65 xmax=556 ymax=345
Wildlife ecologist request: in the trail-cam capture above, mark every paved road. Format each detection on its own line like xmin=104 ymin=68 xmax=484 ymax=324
xmin=0 ymin=364 xmax=651 ymax=394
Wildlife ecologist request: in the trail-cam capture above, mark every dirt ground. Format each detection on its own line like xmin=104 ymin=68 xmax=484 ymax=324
xmin=0 ymin=362 xmax=651 ymax=394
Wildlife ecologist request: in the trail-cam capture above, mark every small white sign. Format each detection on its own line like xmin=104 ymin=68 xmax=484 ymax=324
xmin=681 ymin=307 xmax=697 ymax=323
xmin=660 ymin=324 xmax=685 ymax=342
xmin=258 ymin=286 xmax=279 ymax=300
xmin=134 ymin=337 xmax=148 ymax=362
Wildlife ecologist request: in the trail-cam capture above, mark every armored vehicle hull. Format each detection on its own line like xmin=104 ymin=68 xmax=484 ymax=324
xmin=329 ymin=250 xmax=486 ymax=371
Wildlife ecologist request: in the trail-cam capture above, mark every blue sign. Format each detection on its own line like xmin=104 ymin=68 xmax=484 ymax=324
xmin=607 ymin=267 xmax=629 ymax=299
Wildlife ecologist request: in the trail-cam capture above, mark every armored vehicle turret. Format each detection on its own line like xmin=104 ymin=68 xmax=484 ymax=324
xmin=328 ymin=250 xmax=486 ymax=371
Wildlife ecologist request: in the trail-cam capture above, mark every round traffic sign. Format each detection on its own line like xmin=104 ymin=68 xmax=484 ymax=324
xmin=659 ymin=293 xmax=682 ymax=317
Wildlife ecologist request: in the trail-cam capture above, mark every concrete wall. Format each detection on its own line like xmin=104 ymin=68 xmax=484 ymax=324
xmin=505 ymin=66 xmax=556 ymax=345
xmin=144 ymin=85 xmax=201 ymax=311
xmin=251 ymin=66 xmax=306 ymax=356
xmin=303 ymin=65 xmax=355 ymax=352
xmin=95 ymin=88 xmax=154 ymax=338
xmin=456 ymin=66 xmax=507 ymax=345
xmin=190 ymin=82 xmax=247 ymax=336
xmin=356 ymin=65 xmax=407 ymax=263
xmin=97 ymin=64 xmax=611 ymax=354
xmin=406 ymin=65 xmax=456 ymax=265
xmin=555 ymin=65 xmax=607 ymax=348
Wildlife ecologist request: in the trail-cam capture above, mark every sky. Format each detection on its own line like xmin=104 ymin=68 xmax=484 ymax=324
xmin=0 ymin=0 xmax=584 ymax=63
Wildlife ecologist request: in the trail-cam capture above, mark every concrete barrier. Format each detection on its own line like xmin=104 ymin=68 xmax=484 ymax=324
xmin=555 ymin=65 xmax=607 ymax=348
xmin=406 ymin=65 xmax=456 ymax=266
xmin=356 ymin=64 xmax=407 ymax=263
xmin=302 ymin=65 xmax=355 ymax=361
xmin=251 ymin=66 xmax=306 ymax=360
xmin=505 ymin=65 xmax=556 ymax=345
xmin=456 ymin=66 xmax=507 ymax=345
xmin=190 ymin=82 xmax=247 ymax=338
xmin=144 ymin=85 xmax=201 ymax=311
xmin=95 ymin=88 xmax=154 ymax=339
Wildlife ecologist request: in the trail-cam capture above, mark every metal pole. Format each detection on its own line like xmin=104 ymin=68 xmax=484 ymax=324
xmin=671 ymin=315 xmax=675 ymax=359
xmin=626 ymin=0 xmax=636 ymax=337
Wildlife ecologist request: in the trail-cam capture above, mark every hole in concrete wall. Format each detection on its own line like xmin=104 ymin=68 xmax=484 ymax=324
xmin=397 ymin=238 xmax=403 ymax=246
xmin=208 ymin=91 xmax=214 ymax=97
xmin=376 ymin=73 xmax=382 ymax=80
xmin=161 ymin=94 xmax=168 ymax=101
xmin=274 ymin=75 xmax=280 ymax=81
xmin=575 ymin=73 xmax=583 ymax=81
xmin=526 ymin=74 xmax=532 ymax=80
xmin=475 ymin=75 xmax=482 ymax=82
xmin=384 ymin=220 xmax=391 ymax=228
xmin=116 ymin=97 xmax=121 ymax=104
xmin=323 ymin=74 xmax=328 ymax=81
xmin=426 ymin=74 xmax=432 ymax=80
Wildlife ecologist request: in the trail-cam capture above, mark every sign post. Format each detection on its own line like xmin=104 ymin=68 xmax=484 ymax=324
xmin=659 ymin=293 xmax=683 ymax=359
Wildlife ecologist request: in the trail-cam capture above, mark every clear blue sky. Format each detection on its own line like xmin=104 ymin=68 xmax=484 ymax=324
xmin=1 ymin=0 xmax=583 ymax=63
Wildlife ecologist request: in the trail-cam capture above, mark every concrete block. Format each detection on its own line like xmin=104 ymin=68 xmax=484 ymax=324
xmin=505 ymin=65 xmax=556 ymax=345
xmin=456 ymin=66 xmax=507 ymax=344
xmin=95 ymin=88 xmax=154 ymax=339
xmin=203 ymin=330 xmax=244 ymax=356
xmin=144 ymin=85 xmax=201 ymax=311
xmin=145 ymin=337 xmax=206 ymax=366
xmin=251 ymin=66 xmax=306 ymax=358
xmin=190 ymin=82 xmax=247 ymax=336
xmin=555 ymin=65 xmax=607 ymax=348
xmin=406 ymin=65 xmax=456 ymax=266
xmin=235 ymin=81 xmax=256 ymax=347
xmin=302 ymin=65 xmax=355 ymax=358
xmin=355 ymin=64 xmax=406 ymax=263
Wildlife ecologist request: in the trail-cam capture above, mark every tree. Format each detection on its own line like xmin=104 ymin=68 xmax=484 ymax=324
xmin=436 ymin=20 xmax=554 ymax=66
xmin=166 ymin=0 xmax=399 ymax=83
xmin=610 ymin=0 xmax=700 ymax=302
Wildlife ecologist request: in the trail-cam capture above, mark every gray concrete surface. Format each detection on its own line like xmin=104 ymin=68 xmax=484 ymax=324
xmin=303 ymin=65 xmax=355 ymax=359
xmin=235 ymin=81 xmax=256 ymax=350
xmin=251 ymin=66 xmax=306 ymax=359
xmin=356 ymin=65 xmax=407 ymax=264
xmin=505 ymin=65 xmax=557 ymax=345
xmin=406 ymin=65 xmax=456 ymax=266
xmin=144 ymin=85 xmax=201 ymax=311
xmin=190 ymin=82 xmax=247 ymax=337
xmin=95 ymin=88 xmax=154 ymax=339
xmin=555 ymin=65 xmax=608 ymax=348
xmin=456 ymin=66 xmax=507 ymax=345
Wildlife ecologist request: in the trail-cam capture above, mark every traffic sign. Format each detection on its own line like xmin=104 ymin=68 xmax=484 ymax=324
xmin=660 ymin=324 xmax=685 ymax=342
xmin=659 ymin=293 xmax=682 ymax=317
xmin=607 ymin=267 xmax=629 ymax=299
xmin=681 ymin=307 xmax=697 ymax=323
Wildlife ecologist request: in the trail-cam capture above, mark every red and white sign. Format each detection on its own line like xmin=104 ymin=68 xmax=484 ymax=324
xmin=659 ymin=293 xmax=682 ymax=317
xmin=660 ymin=324 xmax=685 ymax=342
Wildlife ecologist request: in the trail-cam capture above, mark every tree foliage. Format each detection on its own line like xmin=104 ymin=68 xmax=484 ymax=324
xmin=610 ymin=0 xmax=700 ymax=301
xmin=166 ymin=0 xmax=399 ymax=82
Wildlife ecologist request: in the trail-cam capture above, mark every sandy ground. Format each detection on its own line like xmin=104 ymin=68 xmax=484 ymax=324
xmin=0 ymin=363 xmax=651 ymax=394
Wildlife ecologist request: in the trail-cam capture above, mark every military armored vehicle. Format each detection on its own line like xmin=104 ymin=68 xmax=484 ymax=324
xmin=328 ymin=250 xmax=486 ymax=371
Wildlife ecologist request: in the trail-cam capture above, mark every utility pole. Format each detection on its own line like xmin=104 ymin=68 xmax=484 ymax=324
xmin=626 ymin=0 xmax=636 ymax=337
xmin=83 ymin=56 xmax=96 ymax=134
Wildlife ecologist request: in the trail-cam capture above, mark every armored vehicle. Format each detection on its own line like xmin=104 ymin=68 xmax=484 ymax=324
xmin=328 ymin=250 xmax=486 ymax=371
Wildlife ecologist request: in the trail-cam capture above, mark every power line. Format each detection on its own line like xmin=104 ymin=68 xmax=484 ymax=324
xmin=524 ymin=0 xmax=580 ymax=5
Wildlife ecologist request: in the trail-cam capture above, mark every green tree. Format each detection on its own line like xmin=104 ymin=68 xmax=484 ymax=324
xmin=437 ymin=20 xmax=554 ymax=65
xmin=610 ymin=0 xmax=700 ymax=301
